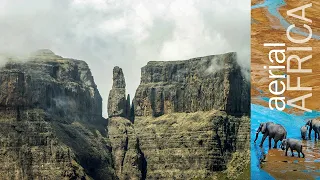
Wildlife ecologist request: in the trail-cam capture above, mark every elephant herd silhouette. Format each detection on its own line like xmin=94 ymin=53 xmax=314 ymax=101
xmin=254 ymin=119 xmax=320 ymax=158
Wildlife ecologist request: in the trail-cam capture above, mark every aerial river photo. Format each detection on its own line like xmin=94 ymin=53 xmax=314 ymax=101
xmin=251 ymin=0 xmax=320 ymax=179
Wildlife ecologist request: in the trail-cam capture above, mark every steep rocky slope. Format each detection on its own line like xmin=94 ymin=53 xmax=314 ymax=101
xmin=107 ymin=69 xmax=145 ymax=180
xmin=0 ymin=50 xmax=116 ymax=179
xmin=134 ymin=52 xmax=250 ymax=117
xmin=108 ymin=52 xmax=250 ymax=179
xmin=0 ymin=50 xmax=250 ymax=180
xmin=133 ymin=111 xmax=250 ymax=179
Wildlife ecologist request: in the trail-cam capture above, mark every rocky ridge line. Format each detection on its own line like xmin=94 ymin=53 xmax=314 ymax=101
xmin=108 ymin=52 xmax=250 ymax=179
xmin=0 ymin=50 xmax=116 ymax=179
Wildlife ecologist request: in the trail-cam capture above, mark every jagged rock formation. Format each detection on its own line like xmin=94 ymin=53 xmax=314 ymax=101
xmin=108 ymin=52 xmax=250 ymax=179
xmin=0 ymin=50 xmax=116 ymax=179
xmin=107 ymin=117 xmax=146 ymax=180
xmin=0 ymin=50 xmax=250 ymax=180
xmin=107 ymin=67 xmax=145 ymax=179
xmin=133 ymin=52 xmax=250 ymax=117
xmin=108 ymin=67 xmax=130 ymax=118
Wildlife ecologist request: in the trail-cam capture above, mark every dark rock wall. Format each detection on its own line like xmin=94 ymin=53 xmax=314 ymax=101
xmin=107 ymin=117 xmax=146 ymax=180
xmin=0 ymin=51 xmax=116 ymax=180
xmin=107 ymin=67 xmax=144 ymax=179
xmin=133 ymin=52 xmax=250 ymax=117
xmin=108 ymin=67 xmax=130 ymax=118
xmin=108 ymin=52 xmax=250 ymax=179
xmin=0 ymin=58 xmax=102 ymax=119
xmin=0 ymin=50 xmax=250 ymax=180
xmin=0 ymin=108 xmax=81 ymax=179
xmin=134 ymin=113 xmax=250 ymax=179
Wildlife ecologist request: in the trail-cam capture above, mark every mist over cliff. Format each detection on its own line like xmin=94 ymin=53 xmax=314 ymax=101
xmin=107 ymin=52 xmax=250 ymax=179
xmin=0 ymin=50 xmax=249 ymax=179
xmin=0 ymin=0 xmax=250 ymax=117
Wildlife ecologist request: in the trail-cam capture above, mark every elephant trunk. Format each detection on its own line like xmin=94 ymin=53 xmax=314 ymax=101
xmin=254 ymin=128 xmax=261 ymax=143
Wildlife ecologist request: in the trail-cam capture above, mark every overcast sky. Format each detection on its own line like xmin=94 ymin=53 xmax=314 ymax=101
xmin=0 ymin=0 xmax=250 ymax=117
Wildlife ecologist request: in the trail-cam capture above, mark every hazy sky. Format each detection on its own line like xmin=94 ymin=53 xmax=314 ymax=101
xmin=0 ymin=0 xmax=250 ymax=117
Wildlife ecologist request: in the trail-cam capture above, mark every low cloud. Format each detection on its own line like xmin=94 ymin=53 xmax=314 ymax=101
xmin=205 ymin=56 xmax=223 ymax=74
xmin=0 ymin=0 xmax=250 ymax=117
xmin=0 ymin=56 xmax=6 ymax=67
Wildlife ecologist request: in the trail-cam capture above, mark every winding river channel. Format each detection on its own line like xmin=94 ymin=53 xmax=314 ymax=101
xmin=250 ymin=0 xmax=320 ymax=177
xmin=251 ymin=1 xmax=320 ymax=178
xmin=252 ymin=0 xmax=320 ymax=40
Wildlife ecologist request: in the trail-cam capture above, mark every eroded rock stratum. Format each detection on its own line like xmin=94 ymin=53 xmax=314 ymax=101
xmin=0 ymin=50 xmax=115 ymax=179
xmin=0 ymin=50 xmax=250 ymax=180
xmin=108 ymin=52 xmax=250 ymax=180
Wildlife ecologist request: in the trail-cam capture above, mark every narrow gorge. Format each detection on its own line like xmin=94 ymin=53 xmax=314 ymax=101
xmin=0 ymin=50 xmax=250 ymax=179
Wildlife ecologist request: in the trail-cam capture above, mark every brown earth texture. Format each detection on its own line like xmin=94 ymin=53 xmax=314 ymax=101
xmin=251 ymin=0 xmax=320 ymax=179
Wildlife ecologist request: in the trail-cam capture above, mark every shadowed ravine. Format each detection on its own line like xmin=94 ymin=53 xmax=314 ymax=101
xmin=0 ymin=50 xmax=250 ymax=179
xmin=108 ymin=52 xmax=251 ymax=179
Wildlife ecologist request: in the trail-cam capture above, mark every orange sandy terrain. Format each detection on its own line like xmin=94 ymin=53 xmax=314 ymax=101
xmin=251 ymin=0 xmax=320 ymax=112
xmin=261 ymin=141 xmax=320 ymax=179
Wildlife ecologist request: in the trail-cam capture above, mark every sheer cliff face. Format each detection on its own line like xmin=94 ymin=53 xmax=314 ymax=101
xmin=0 ymin=50 xmax=250 ymax=180
xmin=108 ymin=53 xmax=250 ymax=180
xmin=0 ymin=50 xmax=102 ymax=118
xmin=0 ymin=50 xmax=115 ymax=179
xmin=134 ymin=52 xmax=250 ymax=117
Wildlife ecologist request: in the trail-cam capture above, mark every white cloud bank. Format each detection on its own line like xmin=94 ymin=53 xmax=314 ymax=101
xmin=0 ymin=0 xmax=250 ymax=117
